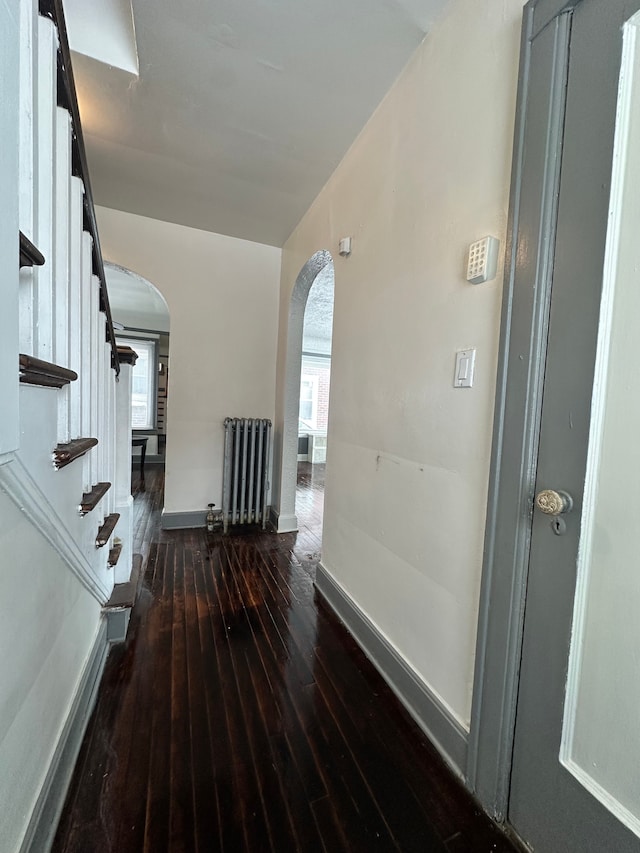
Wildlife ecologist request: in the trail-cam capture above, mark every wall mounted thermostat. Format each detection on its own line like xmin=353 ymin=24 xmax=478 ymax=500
xmin=454 ymin=348 xmax=476 ymax=388
xmin=466 ymin=236 xmax=499 ymax=284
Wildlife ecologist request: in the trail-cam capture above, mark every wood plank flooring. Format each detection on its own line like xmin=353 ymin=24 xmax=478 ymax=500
xmin=53 ymin=465 xmax=520 ymax=853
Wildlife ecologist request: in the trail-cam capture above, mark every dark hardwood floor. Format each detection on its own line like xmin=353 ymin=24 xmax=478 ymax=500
xmin=53 ymin=464 xmax=520 ymax=853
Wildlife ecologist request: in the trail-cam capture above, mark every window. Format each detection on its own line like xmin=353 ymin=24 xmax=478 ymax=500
xmin=118 ymin=336 xmax=157 ymax=429
xmin=299 ymin=374 xmax=319 ymax=429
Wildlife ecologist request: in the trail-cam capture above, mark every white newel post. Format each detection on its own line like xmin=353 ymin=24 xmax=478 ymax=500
xmin=114 ymin=362 xmax=134 ymax=584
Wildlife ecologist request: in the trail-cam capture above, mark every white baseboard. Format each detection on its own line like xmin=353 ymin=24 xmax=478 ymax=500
xmin=269 ymin=506 xmax=298 ymax=533
xmin=161 ymin=509 xmax=206 ymax=529
xmin=315 ymin=562 xmax=468 ymax=777
xmin=19 ymin=618 xmax=110 ymax=853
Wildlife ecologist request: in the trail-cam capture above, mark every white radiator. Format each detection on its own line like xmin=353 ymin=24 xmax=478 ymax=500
xmin=222 ymin=418 xmax=272 ymax=533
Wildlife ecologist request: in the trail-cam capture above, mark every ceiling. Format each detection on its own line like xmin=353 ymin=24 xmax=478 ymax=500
xmin=66 ymin=0 xmax=448 ymax=248
xmin=303 ymin=263 xmax=334 ymax=355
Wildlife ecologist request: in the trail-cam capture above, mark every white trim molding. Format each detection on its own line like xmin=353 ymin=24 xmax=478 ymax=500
xmin=0 ymin=451 xmax=16 ymax=468
xmin=0 ymin=453 xmax=110 ymax=602
xmin=269 ymin=506 xmax=298 ymax=533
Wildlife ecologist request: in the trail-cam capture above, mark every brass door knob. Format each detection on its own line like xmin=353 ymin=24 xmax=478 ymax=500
xmin=535 ymin=489 xmax=573 ymax=516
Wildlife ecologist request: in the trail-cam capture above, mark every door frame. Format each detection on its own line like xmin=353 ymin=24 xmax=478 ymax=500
xmin=272 ymin=249 xmax=333 ymax=533
xmin=466 ymin=0 xmax=581 ymax=821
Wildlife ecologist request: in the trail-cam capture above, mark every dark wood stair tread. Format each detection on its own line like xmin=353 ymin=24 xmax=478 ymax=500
xmin=116 ymin=346 xmax=138 ymax=366
xmin=79 ymin=482 xmax=111 ymax=515
xmin=103 ymin=580 xmax=135 ymax=611
xmin=53 ymin=438 xmax=98 ymax=470
xmin=19 ymin=231 xmax=45 ymax=268
xmin=20 ymin=353 xmax=78 ymax=388
xmin=96 ymin=513 xmax=120 ymax=548
xmin=104 ymin=551 xmax=140 ymax=605
xmin=107 ymin=542 xmax=122 ymax=568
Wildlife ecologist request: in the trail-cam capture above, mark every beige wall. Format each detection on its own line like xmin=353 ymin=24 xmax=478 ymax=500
xmin=96 ymin=207 xmax=281 ymax=515
xmin=276 ymin=0 xmax=524 ymax=726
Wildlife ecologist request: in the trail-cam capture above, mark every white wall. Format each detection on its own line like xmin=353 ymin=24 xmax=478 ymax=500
xmin=276 ymin=0 xmax=524 ymax=726
xmin=96 ymin=207 xmax=281 ymax=515
xmin=0 ymin=490 xmax=101 ymax=853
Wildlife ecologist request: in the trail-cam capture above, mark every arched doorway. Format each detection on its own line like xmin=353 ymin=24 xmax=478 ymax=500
xmin=105 ymin=263 xmax=170 ymax=467
xmin=274 ymin=250 xmax=334 ymax=533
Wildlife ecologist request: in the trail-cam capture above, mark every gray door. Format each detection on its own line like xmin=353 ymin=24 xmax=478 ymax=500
xmin=507 ymin=0 xmax=640 ymax=850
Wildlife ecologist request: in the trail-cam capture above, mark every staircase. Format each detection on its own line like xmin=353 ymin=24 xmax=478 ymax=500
xmin=0 ymin=4 xmax=137 ymax=849
xmin=0 ymin=0 xmax=136 ymax=613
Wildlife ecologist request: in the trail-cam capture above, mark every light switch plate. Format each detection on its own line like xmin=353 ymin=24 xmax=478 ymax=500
xmin=454 ymin=349 xmax=476 ymax=388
